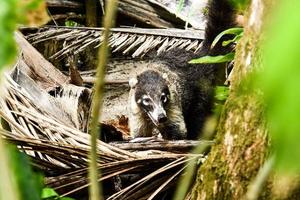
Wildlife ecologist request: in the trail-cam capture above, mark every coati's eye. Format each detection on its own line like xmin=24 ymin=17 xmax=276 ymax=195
xmin=161 ymin=94 xmax=168 ymax=104
xmin=142 ymin=98 xmax=151 ymax=106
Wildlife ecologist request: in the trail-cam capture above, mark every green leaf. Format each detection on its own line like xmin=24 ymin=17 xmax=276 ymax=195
xmin=189 ymin=52 xmax=235 ymax=64
xmin=41 ymin=188 xmax=75 ymax=200
xmin=60 ymin=197 xmax=75 ymax=200
xmin=0 ymin=0 xmax=18 ymax=70
xmin=65 ymin=20 xmax=78 ymax=27
xmin=41 ymin=188 xmax=59 ymax=199
xmin=222 ymin=34 xmax=243 ymax=46
xmin=211 ymin=27 xmax=243 ymax=48
xmin=0 ymin=0 xmax=48 ymax=73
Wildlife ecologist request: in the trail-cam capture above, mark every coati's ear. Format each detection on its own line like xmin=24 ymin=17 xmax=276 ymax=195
xmin=162 ymin=73 xmax=168 ymax=80
xmin=129 ymin=77 xmax=138 ymax=88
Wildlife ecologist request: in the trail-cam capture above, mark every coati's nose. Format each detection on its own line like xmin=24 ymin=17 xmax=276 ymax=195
xmin=158 ymin=114 xmax=167 ymax=123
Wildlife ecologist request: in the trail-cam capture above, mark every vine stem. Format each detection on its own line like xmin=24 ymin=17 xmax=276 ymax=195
xmin=88 ymin=1 xmax=118 ymax=200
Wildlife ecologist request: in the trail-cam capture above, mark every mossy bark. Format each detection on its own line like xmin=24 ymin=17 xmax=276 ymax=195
xmin=191 ymin=0 xmax=274 ymax=199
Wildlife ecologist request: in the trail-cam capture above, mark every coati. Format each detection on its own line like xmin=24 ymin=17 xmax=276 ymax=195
xmin=128 ymin=0 xmax=236 ymax=140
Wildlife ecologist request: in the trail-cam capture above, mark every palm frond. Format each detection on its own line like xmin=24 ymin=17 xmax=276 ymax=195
xmin=0 ymin=69 xmax=208 ymax=198
xmin=25 ymin=26 xmax=204 ymax=60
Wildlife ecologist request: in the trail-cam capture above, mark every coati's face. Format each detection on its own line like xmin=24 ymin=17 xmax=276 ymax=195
xmin=129 ymin=70 xmax=170 ymax=126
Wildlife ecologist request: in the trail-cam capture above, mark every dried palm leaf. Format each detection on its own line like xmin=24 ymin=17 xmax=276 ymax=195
xmin=14 ymin=31 xmax=68 ymax=91
xmin=25 ymin=26 xmax=204 ymax=60
xmin=0 ymin=70 xmax=206 ymax=198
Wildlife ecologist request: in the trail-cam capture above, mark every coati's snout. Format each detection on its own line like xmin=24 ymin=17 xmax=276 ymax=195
xmin=138 ymin=93 xmax=169 ymax=126
xmin=157 ymin=113 xmax=167 ymax=123
xmin=129 ymin=70 xmax=170 ymax=126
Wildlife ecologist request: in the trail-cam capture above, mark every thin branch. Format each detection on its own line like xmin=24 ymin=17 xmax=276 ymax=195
xmin=88 ymin=0 xmax=119 ymax=200
xmin=82 ymin=76 xmax=128 ymax=85
xmin=109 ymin=140 xmax=213 ymax=152
xmin=47 ymin=8 xmax=58 ymax=26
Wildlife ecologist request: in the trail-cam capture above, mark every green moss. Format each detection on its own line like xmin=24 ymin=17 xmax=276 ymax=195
xmin=192 ymin=89 xmax=270 ymax=199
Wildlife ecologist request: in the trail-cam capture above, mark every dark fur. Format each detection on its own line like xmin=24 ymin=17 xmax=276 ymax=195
xmin=160 ymin=0 xmax=236 ymax=139
xmin=131 ymin=0 xmax=236 ymax=140
xmin=134 ymin=71 xmax=169 ymax=104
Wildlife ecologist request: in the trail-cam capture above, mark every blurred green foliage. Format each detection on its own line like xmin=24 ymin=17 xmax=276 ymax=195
xmin=213 ymin=86 xmax=230 ymax=116
xmin=215 ymin=86 xmax=229 ymax=101
xmin=1 ymin=144 xmax=43 ymax=200
xmin=0 ymin=0 xmax=19 ymax=69
xmin=0 ymin=0 xmax=42 ymax=71
xmin=261 ymin=0 xmax=300 ymax=173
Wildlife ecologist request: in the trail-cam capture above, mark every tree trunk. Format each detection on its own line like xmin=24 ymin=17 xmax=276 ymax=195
xmin=86 ymin=0 xmax=98 ymax=27
xmin=191 ymin=0 xmax=273 ymax=199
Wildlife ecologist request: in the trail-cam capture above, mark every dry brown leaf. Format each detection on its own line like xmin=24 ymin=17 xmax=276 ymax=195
xmin=103 ymin=115 xmax=130 ymax=137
